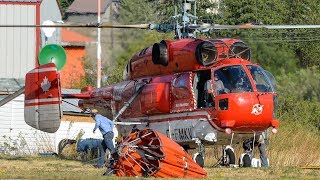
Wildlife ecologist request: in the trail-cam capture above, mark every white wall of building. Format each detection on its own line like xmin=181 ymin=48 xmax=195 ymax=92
xmin=0 ymin=94 xmax=102 ymax=155
xmin=0 ymin=4 xmax=37 ymax=79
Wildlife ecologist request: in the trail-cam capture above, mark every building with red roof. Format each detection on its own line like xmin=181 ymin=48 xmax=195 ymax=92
xmin=60 ymin=28 xmax=95 ymax=88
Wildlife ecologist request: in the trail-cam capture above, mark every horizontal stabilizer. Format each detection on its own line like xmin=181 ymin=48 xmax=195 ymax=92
xmin=24 ymin=63 xmax=62 ymax=133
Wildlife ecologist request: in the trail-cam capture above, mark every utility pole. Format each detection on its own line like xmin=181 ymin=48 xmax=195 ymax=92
xmin=97 ymin=0 xmax=102 ymax=88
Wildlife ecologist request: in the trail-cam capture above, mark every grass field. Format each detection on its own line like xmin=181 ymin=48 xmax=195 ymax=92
xmin=0 ymin=155 xmax=319 ymax=179
xmin=1 ymin=120 xmax=319 ymax=179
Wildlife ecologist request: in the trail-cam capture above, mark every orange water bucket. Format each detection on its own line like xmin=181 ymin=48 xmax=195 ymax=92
xmin=113 ymin=129 xmax=207 ymax=178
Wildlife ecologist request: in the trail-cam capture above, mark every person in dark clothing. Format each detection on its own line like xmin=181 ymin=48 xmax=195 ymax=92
xmin=242 ymin=133 xmax=269 ymax=167
xmin=91 ymin=109 xmax=115 ymax=168
xmin=76 ymin=138 xmax=104 ymax=162
xmin=256 ymin=133 xmax=269 ymax=167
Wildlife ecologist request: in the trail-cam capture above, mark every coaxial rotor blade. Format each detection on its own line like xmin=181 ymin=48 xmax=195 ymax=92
xmin=203 ymin=24 xmax=320 ymax=30
xmin=0 ymin=23 xmax=97 ymax=28
xmin=99 ymin=23 xmax=150 ymax=29
xmin=253 ymin=25 xmax=320 ymax=29
xmin=0 ymin=23 xmax=150 ymax=29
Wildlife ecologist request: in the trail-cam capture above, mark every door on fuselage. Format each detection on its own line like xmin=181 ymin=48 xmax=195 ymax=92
xmin=171 ymin=72 xmax=196 ymax=112
xmin=193 ymin=70 xmax=214 ymax=109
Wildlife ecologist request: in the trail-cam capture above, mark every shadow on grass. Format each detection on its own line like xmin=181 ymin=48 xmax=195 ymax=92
xmin=0 ymin=156 xmax=30 ymax=161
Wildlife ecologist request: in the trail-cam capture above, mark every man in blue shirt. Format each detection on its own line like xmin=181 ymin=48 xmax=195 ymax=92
xmin=91 ymin=109 xmax=115 ymax=168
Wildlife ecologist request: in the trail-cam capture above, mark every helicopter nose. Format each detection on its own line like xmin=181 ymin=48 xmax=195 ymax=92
xmin=216 ymin=93 xmax=276 ymax=132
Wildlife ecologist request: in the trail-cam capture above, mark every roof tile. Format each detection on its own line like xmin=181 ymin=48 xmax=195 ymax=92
xmin=66 ymin=0 xmax=110 ymax=14
xmin=62 ymin=28 xmax=95 ymax=43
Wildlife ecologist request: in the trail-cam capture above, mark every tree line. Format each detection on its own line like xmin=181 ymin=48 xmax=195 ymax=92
xmin=58 ymin=0 xmax=319 ymax=130
xmin=107 ymin=0 xmax=320 ymax=130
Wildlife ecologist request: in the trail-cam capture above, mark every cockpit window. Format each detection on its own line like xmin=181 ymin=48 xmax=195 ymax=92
xmin=214 ymin=65 xmax=253 ymax=95
xmin=264 ymin=70 xmax=277 ymax=91
xmin=247 ymin=65 xmax=274 ymax=92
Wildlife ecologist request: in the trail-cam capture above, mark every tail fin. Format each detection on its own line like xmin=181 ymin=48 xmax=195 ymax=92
xmin=24 ymin=63 xmax=62 ymax=133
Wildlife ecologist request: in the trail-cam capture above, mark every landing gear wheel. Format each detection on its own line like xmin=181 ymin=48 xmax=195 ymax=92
xmin=193 ymin=153 xmax=204 ymax=168
xmin=194 ymin=138 xmax=205 ymax=167
xmin=225 ymin=148 xmax=236 ymax=165
xmin=242 ymin=154 xmax=251 ymax=167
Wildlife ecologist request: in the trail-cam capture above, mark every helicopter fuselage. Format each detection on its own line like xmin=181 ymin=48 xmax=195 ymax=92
xmin=80 ymin=38 xmax=280 ymax=147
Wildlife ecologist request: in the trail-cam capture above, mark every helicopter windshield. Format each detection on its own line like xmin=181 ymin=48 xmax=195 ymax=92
xmin=247 ymin=65 xmax=274 ymax=92
xmin=214 ymin=65 xmax=253 ymax=95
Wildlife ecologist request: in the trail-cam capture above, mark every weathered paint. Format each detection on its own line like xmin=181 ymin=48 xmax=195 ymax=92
xmin=24 ymin=63 xmax=62 ymax=133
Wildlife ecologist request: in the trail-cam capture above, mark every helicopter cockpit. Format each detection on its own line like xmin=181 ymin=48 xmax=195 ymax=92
xmin=194 ymin=64 xmax=276 ymax=110
xmin=213 ymin=65 xmax=275 ymax=95
xmin=246 ymin=65 xmax=276 ymax=92
xmin=214 ymin=65 xmax=253 ymax=95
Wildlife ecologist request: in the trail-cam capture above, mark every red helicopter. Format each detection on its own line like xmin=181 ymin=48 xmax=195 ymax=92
xmin=16 ymin=0 xmax=320 ymax=169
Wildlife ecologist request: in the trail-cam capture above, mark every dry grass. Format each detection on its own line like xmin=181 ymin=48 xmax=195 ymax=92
xmin=268 ymin=121 xmax=320 ymax=167
xmin=0 ymin=155 xmax=319 ymax=179
xmin=60 ymin=143 xmax=79 ymax=160
xmin=202 ymin=120 xmax=320 ymax=168
xmin=0 ymin=155 xmax=106 ymax=179
xmin=206 ymin=166 xmax=320 ymax=179
xmin=1 ymin=121 xmax=319 ymax=179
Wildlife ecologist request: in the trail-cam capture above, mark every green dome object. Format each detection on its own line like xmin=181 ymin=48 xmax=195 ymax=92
xmin=39 ymin=44 xmax=66 ymax=70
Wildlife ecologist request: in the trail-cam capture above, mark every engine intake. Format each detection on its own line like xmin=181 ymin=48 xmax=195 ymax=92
xmin=152 ymin=40 xmax=169 ymax=66
xmin=195 ymin=41 xmax=217 ymax=66
xmin=229 ymin=42 xmax=251 ymax=60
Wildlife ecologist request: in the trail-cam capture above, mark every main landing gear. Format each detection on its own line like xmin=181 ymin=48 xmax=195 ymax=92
xmin=193 ymin=139 xmax=236 ymax=168
xmin=220 ymin=132 xmax=236 ymax=167
xmin=213 ymin=133 xmax=236 ymax=167
xmin=221 ymin=145 xmax=236 ymax=167
xmin=239 ymin=138 xmax=254 ymax=167
xmin=239 ymin=132 xmax=270 ymax=167
xmin=193 ymin=138 xmax=205 ymax=168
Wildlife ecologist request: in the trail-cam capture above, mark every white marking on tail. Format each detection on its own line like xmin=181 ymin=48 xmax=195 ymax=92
xmin=28 ymin=67 xmax=57 ymax=73
xmin=25 ymin=98 xmax=60 ymax=104
xmin=41 ymin=76 xmax=51 ymax=93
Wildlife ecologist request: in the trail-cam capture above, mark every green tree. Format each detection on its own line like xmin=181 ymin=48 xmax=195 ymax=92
xmin=219 ymin=0 xmax=320 ymax=68
xmin=248 ymin=40 xmax=298 ymax=74
xmin=59 ymin=0 xmax=75 ymax=13
xmin=218 ymin=0 xmax=288 ymax=25
xmin=277 ymin=95 xmax=320 ymax=130
xmin=277 ymin=67 xmax=320 ymax=101
xmin=108 ymin=0 xmax=218 ymax=83
xmin=107 ymin=0 xmax=160 ymax=83
xmin=284 ymin=0 xmax=320 ymax=67
xmin=108 ymin=31 xmax=171 ymax=83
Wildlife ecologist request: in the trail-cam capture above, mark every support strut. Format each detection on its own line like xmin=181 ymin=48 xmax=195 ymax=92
xmin=0 ymin=87 xmax=25 ymax=107
xmin=113 ymin=80 xmax=149 ymax=121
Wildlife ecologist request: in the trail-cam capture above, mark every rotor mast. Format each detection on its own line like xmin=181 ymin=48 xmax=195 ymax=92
xmin=175 ymin=0 xmax=198 ymax=39
xmin=149 ymin=0 xmax=198 ymax=39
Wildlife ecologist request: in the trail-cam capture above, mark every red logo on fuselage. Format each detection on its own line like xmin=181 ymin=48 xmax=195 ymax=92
xmin=251 ymin=104 xmax=263 ymax=115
